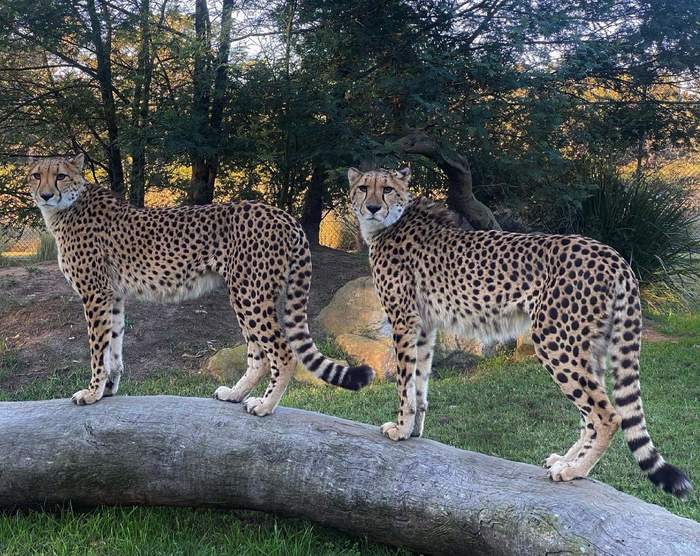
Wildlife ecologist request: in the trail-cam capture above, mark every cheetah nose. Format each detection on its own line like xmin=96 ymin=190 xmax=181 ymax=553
xmin=40 ymin=192 xmax=54 ymax=201
xmin=366 ymin=204 xmax=381 ymax=215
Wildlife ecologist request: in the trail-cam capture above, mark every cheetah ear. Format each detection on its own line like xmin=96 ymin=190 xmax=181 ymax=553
xmin=25 ymin=156 xmax=37 ymax=168
xmin=395 ymin=167 xmax=411 ymax=183
xmin=69 ymin=153 xmax=85 ymax=172
xmin=347 ymin=167 xmax=362 ymax=185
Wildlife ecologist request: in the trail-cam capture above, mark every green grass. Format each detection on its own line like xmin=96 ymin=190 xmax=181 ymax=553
xmin=0 ymin=332 xmax=698 ymax=553
xmin=0 ymin=255 xmax=34 ymax=267
xmin=0 ymin=507 xmax=398 ymax=556
xmin=0 ymin=339 xmax=21 ymax=383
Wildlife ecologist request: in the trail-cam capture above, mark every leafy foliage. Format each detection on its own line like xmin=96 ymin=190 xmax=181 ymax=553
xmin=575 ymin=172 xmax=700 ymax=291
xmin=0 ymin=0 xmax=697 ymax=274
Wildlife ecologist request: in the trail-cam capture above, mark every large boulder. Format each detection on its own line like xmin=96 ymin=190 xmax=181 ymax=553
xmin=335 ymin=333 xmax=396 ymax=381
xmin=317 ymin=275 xmax=536 ymax=380
xmin=513 ymin=332 xmax=536 ymax=361
xmin=316 ymin=276 xmax=489 ymax=377
xmin=435 ymin=330 xmax=485 ymax=358
xmin=205 ymin=345 xmax=247 ymax=383
xmin=316 ymin=276 xmax=391 ymax=339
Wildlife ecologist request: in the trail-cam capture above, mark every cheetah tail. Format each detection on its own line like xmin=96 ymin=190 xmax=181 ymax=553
xmin=283 ymin=238 xmax=375 ymax=391
xmin=610 ymin=278 xmax=692 ymax=498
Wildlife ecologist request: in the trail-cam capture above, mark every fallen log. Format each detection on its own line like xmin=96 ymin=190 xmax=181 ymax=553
xmin=0 ymin=396 xmax=698 ymax=555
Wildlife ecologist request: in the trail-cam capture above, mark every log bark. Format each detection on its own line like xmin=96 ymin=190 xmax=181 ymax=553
xmin=1 ymin=396 xmax=698 ymax=556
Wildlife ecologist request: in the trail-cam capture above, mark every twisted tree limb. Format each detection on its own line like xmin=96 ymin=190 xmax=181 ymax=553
xmin=394 ymin=130 xmax=501 ymax=230
xmin=1 ymin=396 xmax=698 ymax=555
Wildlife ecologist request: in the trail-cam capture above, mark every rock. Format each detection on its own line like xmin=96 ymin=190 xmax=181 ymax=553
xmin=205 ymin=344 xmax=349 ymax=387
xmin=435 ymin=330 xmax=484 ymax=357
xmin=205 ymin=345 xmax=247 ymax=382
xmin=513 ymin=331 xmax=536 ymax=360
xmin=317 ymin=275 xmax=499 ymax=379
xmin=335 ymin=333 xmax=396 ymax=381
xmin=316 ymin=276 xmax=391 ymax=339
xmin=317 ymin=276 xmax=486 ymax=358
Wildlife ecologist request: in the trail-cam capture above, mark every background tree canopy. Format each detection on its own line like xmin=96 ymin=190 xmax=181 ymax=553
xmin=0 ymin=0 xmax=698 ymax=256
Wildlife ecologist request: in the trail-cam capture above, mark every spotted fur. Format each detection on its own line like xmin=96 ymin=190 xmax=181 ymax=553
xmin=349 ymin=167 xmax=692 ymax=497
xmin=27 ymin=155 xmax=373 ymax=414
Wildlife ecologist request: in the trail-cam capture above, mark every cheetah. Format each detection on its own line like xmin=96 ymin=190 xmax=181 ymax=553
xmin=348 ymin=166 xmax=692 ymax=496
xmin=25 ymin=154 xmax=373 ymax=413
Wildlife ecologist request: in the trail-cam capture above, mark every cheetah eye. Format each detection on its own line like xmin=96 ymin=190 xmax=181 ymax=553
xmin=31 ymin=173 xmax=41 ymax=180
xmin=358 ymin=185 xmax=368 ymax=193
xmin=56 ymin=173 xmax=67 ymax=180
xmin=383 ymin=186 xmax=394 ymax=195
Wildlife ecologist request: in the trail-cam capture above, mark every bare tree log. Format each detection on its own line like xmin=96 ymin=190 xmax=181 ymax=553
xmin=1 ymin=396 xmax=698 ymax=555
xmin=394 ymin=130 xmax=501 ymax=230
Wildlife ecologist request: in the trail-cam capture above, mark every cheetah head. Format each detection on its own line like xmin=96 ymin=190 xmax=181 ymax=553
xmin=348 ymin=167 xmax=411 ymax=241
xmin=27 ymin=154 xmax=86 ymax=211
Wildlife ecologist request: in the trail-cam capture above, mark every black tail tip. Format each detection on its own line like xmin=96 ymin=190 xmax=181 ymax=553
xmin=339 ymin=365 xmax=375 ymax=391
xmin=649 ymin=463 xmax=693 ymax=498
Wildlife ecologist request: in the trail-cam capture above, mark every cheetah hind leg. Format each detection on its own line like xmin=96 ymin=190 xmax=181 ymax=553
xmin=243 ymin=352 xmax=296 ymax=417
xmin=545 ymin=350 xmax=609 ymax=468
xmin=544 ymin=419 xmax=585 ymax=468
xmin=412 ymin=327 xmax=436 ymax=438
xmin=214 ymin=342 xmax=270 ymax=402
xmin=104 ymin=298 xmax=125 ymax=397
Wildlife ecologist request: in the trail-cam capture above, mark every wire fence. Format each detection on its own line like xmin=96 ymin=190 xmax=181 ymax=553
xmin=0 ymin=227 xmax=53 ymax=264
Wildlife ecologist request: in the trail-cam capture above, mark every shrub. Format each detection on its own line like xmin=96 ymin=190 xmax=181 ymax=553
xmin=574 ymin=172 xmax=700 ymax=294
xmin=35 ymin=232 xmax=57 ymax=262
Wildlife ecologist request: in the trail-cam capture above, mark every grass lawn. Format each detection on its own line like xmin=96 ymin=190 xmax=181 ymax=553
xmin=0 ymin=311 xmax=698 ymax=554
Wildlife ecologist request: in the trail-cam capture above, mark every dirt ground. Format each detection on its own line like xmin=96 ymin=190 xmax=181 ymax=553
xmin=0 ymin=247 xmax=369 ymax=392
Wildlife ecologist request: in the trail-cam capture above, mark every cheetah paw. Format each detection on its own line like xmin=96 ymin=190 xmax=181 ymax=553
xmin=543 ymin=453 xmax=566 ymax=469
xmin=380 ymin=422 xmax=411 ymax=441
xmin=71 ymin=389 xmax=100 ymax=406
xmin=411 ymin=418 xmax=425 ymax=438
xmin=103 ymin=381 xmax=119 ymax=397
xmin=213 ymin=386 xmax=242 ymax=402
xmin=548 ymin=460 xmax=588 ymax=482
xmin=243 ymin=397 xmax=273 ymax=416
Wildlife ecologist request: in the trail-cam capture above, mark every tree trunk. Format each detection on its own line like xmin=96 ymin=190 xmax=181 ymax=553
xmin=189 ymin=157 xmax=212 ymax=205
xmin=300 ymin=166 xmax=324 ymax=247
xmin=188 ymin=0 xmax=214 ymax=205
xmin=1 ymin=396 xmax=698 ymax=556
xmin=203 ymin=0 xmax=235 ymax=197
xmin=86 ymin=0 xmax=125 ymax=196
xmin=128 ymin=0 xmax=154 ymax=208
xmin=394 ymin=130 xmax=500 ymax=230
xmin=187 ymin=0 xmax=234 ymax=205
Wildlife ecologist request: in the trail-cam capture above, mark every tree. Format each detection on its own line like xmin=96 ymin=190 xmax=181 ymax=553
xmin=0 ymin=0 xmax=697 ymax=235
xmin=188 ymin=0 xmax=236 ymax=205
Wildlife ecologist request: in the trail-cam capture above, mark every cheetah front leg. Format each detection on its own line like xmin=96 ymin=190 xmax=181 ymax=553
xmin=104 ymin=297 xmax=125 ymax=397
xmin=72 ymin=290 xmax=114 ymax=405
xmin=381 ymin=325 xmax=419 ymax=441
xmin=412 ymin=327 xmax=436 ymax=438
